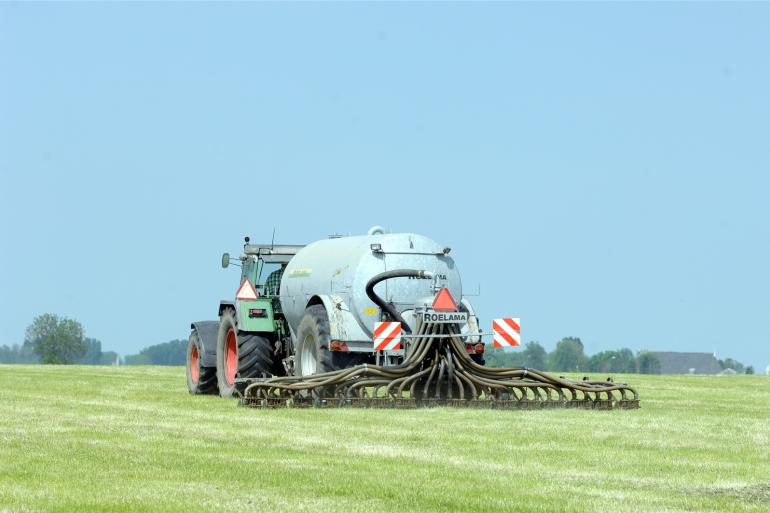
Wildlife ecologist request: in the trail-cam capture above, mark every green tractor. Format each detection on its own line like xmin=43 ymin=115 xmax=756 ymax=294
xmin=186 ymin=237 xmax=302 ymax=397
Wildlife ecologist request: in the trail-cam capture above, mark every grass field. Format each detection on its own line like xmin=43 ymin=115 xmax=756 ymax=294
xmin=0 ymin=366 xmax=768 ymax=513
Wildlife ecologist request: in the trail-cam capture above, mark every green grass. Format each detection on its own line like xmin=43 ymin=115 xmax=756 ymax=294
xmin=1 ymin=366 xmax=768 ymax=513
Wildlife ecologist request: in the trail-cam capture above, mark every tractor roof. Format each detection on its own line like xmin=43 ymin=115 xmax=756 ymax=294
xmin=244 ymin=244 xmax=304 ymax=263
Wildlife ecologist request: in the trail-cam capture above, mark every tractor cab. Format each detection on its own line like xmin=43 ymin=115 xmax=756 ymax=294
xmin=222 ymin=237 xmax=304 ymax=296
xmin=204 ymin=237 xmax=306 ymax=394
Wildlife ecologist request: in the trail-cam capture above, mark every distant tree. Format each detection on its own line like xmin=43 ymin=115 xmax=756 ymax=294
xmin=548 ymin=337 xmax=588 ymax=372
xmin=636 ymin=352 xmax=661 ymax=374
xmin=71 ymin=338 xmax=120 ymax=365
xmin=24 ymin=314 xmax=86 ymax=364
xmin=718 ymin=358 xmax=745 ymax=373
xmin=588 ymin=351 xmax=614 ymax=372
xmin=77 ymin=338 xmax=103 ymax=365
xmin=745 ymin=366 xmax=754 ymax=375
xmin=588 ymin=348 xmax=636 ymax=374
xmin=123 ymin=354 xmax=152 ymax=365
xmin=99 ymin=351 xmax=120 ymax=365
xmin=0 ymin=344 xmax=41 ymax=364
xmin=522 ymin=341 xmax=548 ymax=370
xmin=485 ymin=347 xmax=525 ymax=368
xmin=140 ymin=339 xmax=187 ymax=365
xmin=486 ymin=341 xmax=548 ymax=369
xmin=123 ymin=339 xmax=187 ymax=366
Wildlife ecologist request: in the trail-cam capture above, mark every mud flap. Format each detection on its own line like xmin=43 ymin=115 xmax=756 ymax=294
xmin=190 ymin=320 xmax=219 ymax=368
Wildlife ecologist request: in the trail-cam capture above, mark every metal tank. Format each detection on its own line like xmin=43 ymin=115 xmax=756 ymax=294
xmin=279 ymin=228 xmax=468 ymax=349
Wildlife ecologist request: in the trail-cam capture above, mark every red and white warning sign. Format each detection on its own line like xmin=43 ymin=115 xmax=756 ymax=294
xmin=373 ymin=321 xmax=402 ymax=351
xmin=235 ymin=280 xmax=258 ymax=301
xmin=432 ymin=287 xmax=458 ymax=312
xmin=492 ymin=318 xmax=521 ymax=347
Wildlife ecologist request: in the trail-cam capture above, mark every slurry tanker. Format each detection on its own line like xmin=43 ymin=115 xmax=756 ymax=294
xmin=187 ymin=227 xmax=639 ymax=409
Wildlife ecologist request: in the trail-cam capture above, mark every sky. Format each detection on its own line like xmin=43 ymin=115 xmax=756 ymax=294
xmin=1 ymin=2 xmax=768 ymax=371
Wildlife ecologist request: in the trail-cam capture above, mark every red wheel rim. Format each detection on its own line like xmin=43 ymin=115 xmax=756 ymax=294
xmin=225 ymin=328 xmax=237 ymax=386
xmin=190 ymin=346 xmax=199 ymax=384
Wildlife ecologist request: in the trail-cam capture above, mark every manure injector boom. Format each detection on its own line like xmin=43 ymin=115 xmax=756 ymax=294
xmin=187 ymin=227 xmax=639 ymax=410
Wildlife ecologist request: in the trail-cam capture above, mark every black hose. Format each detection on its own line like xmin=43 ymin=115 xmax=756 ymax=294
xmin=435 ymin=359 xmax=446 ymax=399
xmin=365 ymin=269 xmax=432 ymax=334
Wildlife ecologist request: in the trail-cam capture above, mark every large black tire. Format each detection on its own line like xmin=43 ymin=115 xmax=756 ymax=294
xmin=295 ymin=304 xmax=363 ymax=376
xmin=238 ymin=332 xmax=274 ymax=380
xmin=187 ymin=330 xmax=218 ymax=395
xmin=216 ymin=308 xmax=275 ymax=397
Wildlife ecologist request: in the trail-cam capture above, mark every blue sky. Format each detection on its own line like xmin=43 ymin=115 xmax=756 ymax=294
xmin=1 ymin=2 xmax=768 ymax=370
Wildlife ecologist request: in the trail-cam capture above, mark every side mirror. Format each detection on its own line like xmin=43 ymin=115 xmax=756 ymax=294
xmin=221 ymin=253 xmax=230 ymax=268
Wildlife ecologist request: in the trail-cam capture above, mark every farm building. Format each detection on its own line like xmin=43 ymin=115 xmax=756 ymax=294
xmin=649 ymin=352 xmax=722 ymax=375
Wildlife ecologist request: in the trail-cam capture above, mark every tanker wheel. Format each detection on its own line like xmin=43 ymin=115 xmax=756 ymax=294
xmin=295 ymin=304 xmax=363 ymax=376
xmin=186 ymin=330 xmax=217 ymax=395
xmin=216 ymin=308 xmax=275 ymax=397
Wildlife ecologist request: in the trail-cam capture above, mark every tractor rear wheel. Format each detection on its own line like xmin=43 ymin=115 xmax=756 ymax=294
xmin=186 ymin=330 xmax=218 ymax=395
xmin=295 ymin=304 xmax=363 ymax=376
xmin=216 ymin=308 xmax=275 ymax=397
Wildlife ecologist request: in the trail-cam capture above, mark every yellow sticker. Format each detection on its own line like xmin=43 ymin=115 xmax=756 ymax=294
xmin=363 ymin=308 xmax=377 ymax=315
xmin=288 ymin=268 xmax=312 ymax=277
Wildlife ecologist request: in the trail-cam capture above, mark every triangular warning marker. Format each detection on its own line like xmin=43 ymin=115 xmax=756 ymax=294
xmin=432 ymin=287 xmax=458 ymax=312
xmin=235 ymin=280 xmax=258 ymax=301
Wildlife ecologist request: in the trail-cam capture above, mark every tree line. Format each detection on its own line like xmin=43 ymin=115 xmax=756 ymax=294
xmin=485 ymin=336 xmax=754 ymax=374
xmin=0 ymin=313 xmax=186 ymax=366
xmin=0 ymin=313 xmax=756 ymax=372
xmin=715 ymin=357 xmax=753 ymax=375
